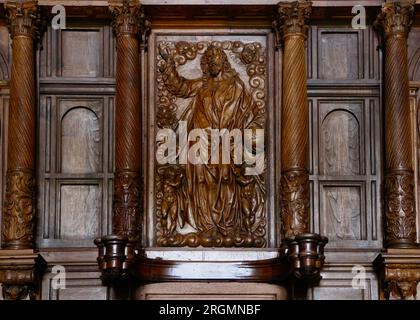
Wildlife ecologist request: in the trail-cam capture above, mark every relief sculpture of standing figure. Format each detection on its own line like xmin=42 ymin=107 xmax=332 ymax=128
xmin=158 ymin=44 xmax=266 ymax=247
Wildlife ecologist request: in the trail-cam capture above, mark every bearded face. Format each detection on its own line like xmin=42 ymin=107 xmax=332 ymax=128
xmin=202 ymin=46 xmax=226 ymax=77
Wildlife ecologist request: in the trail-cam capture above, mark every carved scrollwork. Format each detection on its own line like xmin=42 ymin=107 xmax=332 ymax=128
xmin=155 ymin=40 xmax=267 ymax=247
xmin=280 ymin=168 xmax=309 ymax=239
xmin=384 ymin=170 xmax=417 ymax=246
xmin=2 ymin=170 xmax=36 ymax=249
xmin=112 ymin=171 xmax=141 ymax=241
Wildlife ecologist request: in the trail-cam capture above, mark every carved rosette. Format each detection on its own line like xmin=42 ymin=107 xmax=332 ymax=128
xmin=280 ymin=169 xmax=309 ymax=239
xmin=374 ymin=1 xmax=415 ymax=38
xmin=109 ymin=0 xmax=150 ymax=42
xmin=2 ymin=170 xmax=36 ymax=249
xmin=112 ymin=171 xmax=141 ymax=241
xmin=5 ymin=1 xmax=45 ymax=42
xmin=273 ymin=0 xmax=312 ymax=45
xmin=384 ymin=171 xmax=417 ymax=247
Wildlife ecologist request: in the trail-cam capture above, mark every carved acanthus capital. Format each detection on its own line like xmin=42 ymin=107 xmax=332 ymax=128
xmin=109 ymin=0 xmax=150 ymax=42
xmin=273 ymin=0 xmax=312 ymax=46
xmin=0 ymin=250 xmax=46 ymax=300
xmin=5 ymin=1 xmax=45 ymax=42
xmin=374 ymin=1 xmax=415 ymax=38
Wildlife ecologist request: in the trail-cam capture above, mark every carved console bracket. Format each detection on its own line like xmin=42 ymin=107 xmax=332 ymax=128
xmin=285 ymin=233 xmax=328 ymax=282
xmin=94 ymin=235 xmax=136 ymax=285
xmin=0 ymin=250 xmax=46 ymax=300
xmin=375 ymin=249 xmax=420 ymax=300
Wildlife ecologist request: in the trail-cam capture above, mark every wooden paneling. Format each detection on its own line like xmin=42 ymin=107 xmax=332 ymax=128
xmin=319 ymin=31 xmax=359 ymax=80
xmin=39 ymin=249 xmax=108 ymax=300
xmin=308 ymin=26 xmax=380 ymax=80
xmin=61 ymin=29 xmax=102 ymax=77
xmin=37 ymin=21 xmax=115 ymax=248
xmin=40 ymin=24 xmax=115 ymax=78
xmin=310 ymin=97 xmax=381 ymax=248
xmin=59 ymin=184 xmax=101 ymax=240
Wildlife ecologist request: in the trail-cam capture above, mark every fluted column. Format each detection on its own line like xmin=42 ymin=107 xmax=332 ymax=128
xmin=274 ymin=0 xmax=312 ymax=239
xmin=2 ymin=1 xmax=43 ymax=249
xmin=375 ymin=0 xmax=417 ymax=248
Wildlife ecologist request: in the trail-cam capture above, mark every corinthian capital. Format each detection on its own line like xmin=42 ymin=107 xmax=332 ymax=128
xmin=5 ymin=1 xmax=44 ymax=41
xmin=109 ymin=0 xmax=150 ymax=41
xmin=273 ymin=0 xmax=312 ymax=44
xmin=375 ymin=1 xmax=415 ymax=38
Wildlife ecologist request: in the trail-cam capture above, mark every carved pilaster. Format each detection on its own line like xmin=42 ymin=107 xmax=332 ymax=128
xmin=375 ymin=249 xmax=420 ymax=300
xmin=0 ymin=250 xmax=46 ymax=300
xmin=375 ymin=1 xmax=417 ymax=248
xmin=2 ymin=1 xmax=43 ymax=250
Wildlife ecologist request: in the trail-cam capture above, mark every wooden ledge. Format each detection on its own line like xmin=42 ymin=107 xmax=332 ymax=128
xmin=133 ymin=255 xmax=291 ymax=282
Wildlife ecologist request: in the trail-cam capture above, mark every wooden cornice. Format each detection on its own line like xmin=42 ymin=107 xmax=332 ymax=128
xmin=0 ymin=1 xmax=418 ymax=28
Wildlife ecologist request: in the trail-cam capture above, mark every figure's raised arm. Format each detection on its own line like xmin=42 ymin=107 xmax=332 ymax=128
xmin=158 ymin=46 xmax=202 ymax=98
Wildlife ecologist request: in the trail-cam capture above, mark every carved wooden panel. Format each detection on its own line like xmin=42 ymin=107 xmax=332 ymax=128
xmin=310 ymin=97 xmax=381 ymax=248
xmin=37 ymin=95 xmax=114 ymax=247
xmin=307 ymin=27 xmax=380 ymax=80
xmin=61 ymin=30 xmax=102 ymax=77
xmin=319 ymin=103 xmax=362 ymax=175
xmin=40 ymin=24 xmax=115 ymax=78
xmin=408 ymin=27 xmax=420 ymax=82
xmin=147 ymin=30 xmax=277 ymax=248
xmin=321 ymin=183 xmax=364 ymax=241
xmin=60 ymin=104 xmax=102 ymax=173
xmin=320 ymin=32 xmax=359 ymax=80
xmin=59 ymin=184 xmax=101 ymax=240
xmin=0 ymin=26 xmax=11 ymax=82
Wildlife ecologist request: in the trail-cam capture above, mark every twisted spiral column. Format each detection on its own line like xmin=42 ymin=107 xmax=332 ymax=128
xmin=2 ymin=1 xmax=43 ymax=249
xmin=275 ymin=1 xmax=312 ymax=239
xmin=109 ymin=0 xmax=149 ymax=243
xmin=375 ymin=1 xmax=417 ymax=248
